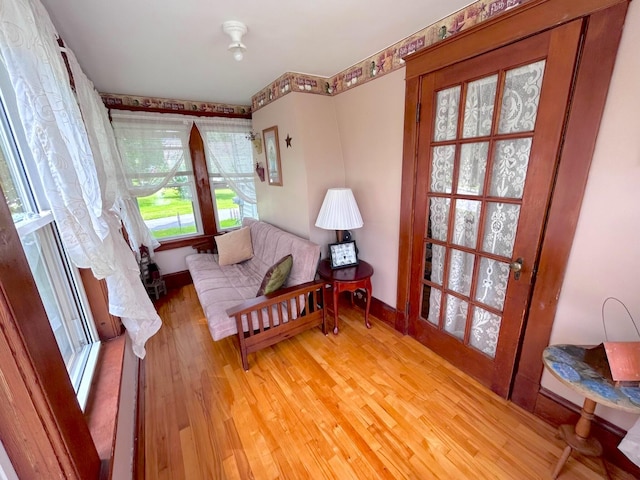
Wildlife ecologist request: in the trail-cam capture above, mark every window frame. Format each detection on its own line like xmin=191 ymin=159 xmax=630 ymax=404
xmin=134 ymin=169 xmax=204 ymax=241
xmin=0 ymin=75 xmax=101 ymax=409
xmin=111 ymin=111 xmax=206 ymax=243
xmin=105 ymin=109 xmax=255 ymax=252
xmin=0 ymin=64 xmax=101 ymax=478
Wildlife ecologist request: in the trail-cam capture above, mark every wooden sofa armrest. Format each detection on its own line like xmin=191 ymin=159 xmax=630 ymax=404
xmin=226 ymin=280 xmax=327 ymax=370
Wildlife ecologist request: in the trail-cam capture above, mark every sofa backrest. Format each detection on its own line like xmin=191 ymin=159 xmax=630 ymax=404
xmin=242 ymin=218 xmax=320 ymax=287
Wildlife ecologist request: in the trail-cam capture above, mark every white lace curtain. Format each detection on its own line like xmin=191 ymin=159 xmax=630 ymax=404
xmin=0 ymin=0 xmax=161 ymax=358
xmin=195 ymin=117 xmax=256 ymax=205
xmin=110 ymin=111 xmax=195 ymax=253
xmin=110 ymin=111 xmax=194 ymax=198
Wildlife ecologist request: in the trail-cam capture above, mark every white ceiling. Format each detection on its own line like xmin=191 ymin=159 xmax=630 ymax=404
xmin=39 ymin=0 xmax=473 ymax=106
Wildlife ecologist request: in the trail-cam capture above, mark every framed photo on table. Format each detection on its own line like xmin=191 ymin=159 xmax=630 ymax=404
xmin=328 ymin=241 xmax=359 ymax=269
xmin=262 ymin=126 xmax=282 ymax=186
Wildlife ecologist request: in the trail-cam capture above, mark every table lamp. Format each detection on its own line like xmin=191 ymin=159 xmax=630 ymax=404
xmin=315 ymin=188 xmax=363 ymax=242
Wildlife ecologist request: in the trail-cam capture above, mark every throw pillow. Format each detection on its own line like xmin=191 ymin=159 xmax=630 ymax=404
xmin=256 ymin=254 xmax=293 ymax=296
xmin=216 ymin=227 xmax=253 ymax=266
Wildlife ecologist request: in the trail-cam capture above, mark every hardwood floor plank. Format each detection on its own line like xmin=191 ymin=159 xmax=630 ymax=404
xmin=143 ymin=286 xmax=635 ymax=479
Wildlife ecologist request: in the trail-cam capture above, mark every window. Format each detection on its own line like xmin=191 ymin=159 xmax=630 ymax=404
xmin=196 ymin=118 xmax=258 ymax=231
xmin=0 ymin=85 xmax=99 ymax=409
xmin=111 ymin=112 xmax=258 ymax=242
xmin=111 ymin=112 xmax=201 ymax=241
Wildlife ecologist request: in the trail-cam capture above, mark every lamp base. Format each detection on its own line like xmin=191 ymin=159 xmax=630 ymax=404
xmin=335 ymin=230 xmax=352 ymax=243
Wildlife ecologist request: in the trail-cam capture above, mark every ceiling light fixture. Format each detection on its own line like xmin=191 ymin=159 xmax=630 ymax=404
xmin=222 ymin=20 xmax=248 ymax=61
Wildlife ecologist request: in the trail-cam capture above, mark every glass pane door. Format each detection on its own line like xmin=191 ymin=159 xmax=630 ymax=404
xmin=406 ymin=20 xmax=585 ymax=396
xmin=422 ymin=60 xmax=546 ymax=358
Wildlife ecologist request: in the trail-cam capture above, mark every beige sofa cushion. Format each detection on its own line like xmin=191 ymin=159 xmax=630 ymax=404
xmin=216 ymin=226 xmax=253 ymax=266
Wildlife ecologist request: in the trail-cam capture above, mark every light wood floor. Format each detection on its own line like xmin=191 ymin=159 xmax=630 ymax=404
xmin=143 ymin=285 xmax=633 ymax=479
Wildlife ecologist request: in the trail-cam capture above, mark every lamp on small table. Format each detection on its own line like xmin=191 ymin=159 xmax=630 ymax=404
xmin=315 ymin=188 xmax=363 ymax=269
xmin=315 ymin=188 xmax=363 ymax=242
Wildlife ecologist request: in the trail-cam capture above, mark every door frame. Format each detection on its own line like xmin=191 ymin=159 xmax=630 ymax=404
xmin=396 ymin=0 xmax=629 ymax=409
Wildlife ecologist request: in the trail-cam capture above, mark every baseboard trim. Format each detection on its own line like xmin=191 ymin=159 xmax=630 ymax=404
xmin=353 ymin=294 xmax=397 ymax=330
xmin=133 ymin=359 xmax=145 ymax=480
xmin=163 ymin=270 xmax=192 ymax=290
xmin=535 ymin=388 xmax=640 ymax=476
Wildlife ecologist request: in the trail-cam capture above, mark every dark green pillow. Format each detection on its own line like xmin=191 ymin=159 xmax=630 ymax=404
xmin=256 ymin=254 xmax=293 ymax=296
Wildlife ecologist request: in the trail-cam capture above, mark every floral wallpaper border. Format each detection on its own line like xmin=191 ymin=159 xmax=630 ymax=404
xmin=101 ymin=93 xmax=251 ymax=116
xmin=251 ymin=0 xmax=531 ymax=112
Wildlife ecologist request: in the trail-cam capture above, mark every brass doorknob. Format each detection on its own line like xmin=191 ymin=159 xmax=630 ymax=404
xmin=509 ymin=259 xmax=522 ymax=272
xmin=510 ymin=258 xmax=523 ymax=279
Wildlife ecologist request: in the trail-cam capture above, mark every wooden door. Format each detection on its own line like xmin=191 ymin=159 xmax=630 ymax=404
xmin=407 ymin=21 xmax=582 ymax=397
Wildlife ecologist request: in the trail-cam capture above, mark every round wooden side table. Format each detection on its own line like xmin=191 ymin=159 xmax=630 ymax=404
xmin=543 ymin=344 xmax=640 ymax=479
xmin=317 ymin=259 xmax=374 ymax=334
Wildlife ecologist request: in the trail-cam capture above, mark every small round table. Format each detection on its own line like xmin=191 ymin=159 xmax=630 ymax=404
xmin=317 ymin=259 xmax=374 ymax=334
xmin=543 ymin=344 xmax=640 ymax=479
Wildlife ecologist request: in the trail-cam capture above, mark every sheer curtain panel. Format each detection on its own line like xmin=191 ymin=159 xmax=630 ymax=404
xmin=0 ymin=0 xmax=161 ymax=358
xmin=196 ymin=117 xmax=258 ymax=227
xmin=111 ymin=111 xmax=200 ymax=242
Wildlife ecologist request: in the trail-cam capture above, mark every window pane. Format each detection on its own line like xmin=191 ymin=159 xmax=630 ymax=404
xmin=0 ymin=116 xmax=33 ymax=222
xmin=489 ymin=138 xmax=532 ymax=199
xmin=444 ymin=294 xmax=467 ymax=339
xmin=1 ymin=79 xmax=96 ymax=399
xmin=211 ymin=185 xmax=242 ymax=230
xmin=137 ymin=185 xmax=198 ymax=239
xmin=452 ymin=199 xmax=481 ymax=249
xmin=434 ymin=86 xmax=461 ymax=141
xmin=430 ymin=145 xmax=455 ymax=193
xmin=111 ymin=112 xmax=201 ymax=240
xmin=210 ymin=180 xmax=259 ymax=230
xmin=462 ymin=75 xmax=497 ymax=138
xmin=20 ymin=224 xmax=92 ymax=389
xmin=198 ymin=119 xmax=258 ymax=230
xmin=498 ymin=60 xmax=546 ymax=134
xmin=470 ymin=306 xmax=501 ymax=358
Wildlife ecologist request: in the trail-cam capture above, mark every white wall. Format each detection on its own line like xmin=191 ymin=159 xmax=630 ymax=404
xmin=334 ymin=69 xmax=405 ymax=307
xmin=111 ymin=335 xmax=139 ymax=479
xmin=295 ymin=94 xmax=346 ymax=249
xmin=541 ymin=0 xmax=640 ymax=430
xmin=252 ymin=93 xmax=312 ymax=238
xmin=153 ymin=246 xmax=193 ymax=276
xmin=252 ymin=92 xmax=344 ymax=251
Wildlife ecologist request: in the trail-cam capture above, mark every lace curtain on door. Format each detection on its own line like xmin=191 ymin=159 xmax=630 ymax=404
xmin=426 ymin=61 xmax=545 ymax=357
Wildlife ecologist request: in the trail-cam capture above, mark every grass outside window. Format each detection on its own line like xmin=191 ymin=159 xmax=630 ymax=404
xmin=138 ymin=187 xmax=242 ymax=239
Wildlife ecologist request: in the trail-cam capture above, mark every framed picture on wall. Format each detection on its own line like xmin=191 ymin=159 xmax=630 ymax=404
xmin=262 ymin=126 xmax=283 ymax=186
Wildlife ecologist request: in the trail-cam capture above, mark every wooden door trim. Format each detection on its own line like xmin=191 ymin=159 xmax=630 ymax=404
xmin=405 ymin=0 xmax=627 ymax=80
xmin=396 ymin=75 xmax=421 ymax=334
xmin=397 ymin=0 xmax=630 ymax=407
xmin=512 ymin=1 xmax=629 ymax=409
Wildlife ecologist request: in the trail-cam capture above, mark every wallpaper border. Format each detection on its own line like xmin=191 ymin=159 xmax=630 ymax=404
xmin=251 ymin=0 xmax=530 ymax=111
xmin=99 ymin=0 xmax=530 ymax=116
xmin=100 ymin=93 xmax=251 ymax=116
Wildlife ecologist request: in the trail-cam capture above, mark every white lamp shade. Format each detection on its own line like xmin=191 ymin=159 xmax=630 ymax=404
xmin=315 ymin=188 xmax=363 ymax=230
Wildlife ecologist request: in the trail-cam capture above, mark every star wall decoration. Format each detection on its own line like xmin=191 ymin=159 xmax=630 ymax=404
xmin=285 ymin=134 xmax=292 ymax=148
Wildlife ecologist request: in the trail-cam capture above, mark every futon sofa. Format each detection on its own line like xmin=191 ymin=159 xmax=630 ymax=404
xmin=186 ymin=218 xmax=326 ymax=370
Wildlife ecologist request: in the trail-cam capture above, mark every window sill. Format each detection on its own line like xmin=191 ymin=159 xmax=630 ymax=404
xmin=154 ymin=234 xmax=217 ymax=252
xmin=84 ymin=335 xmax=126 ymax=464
